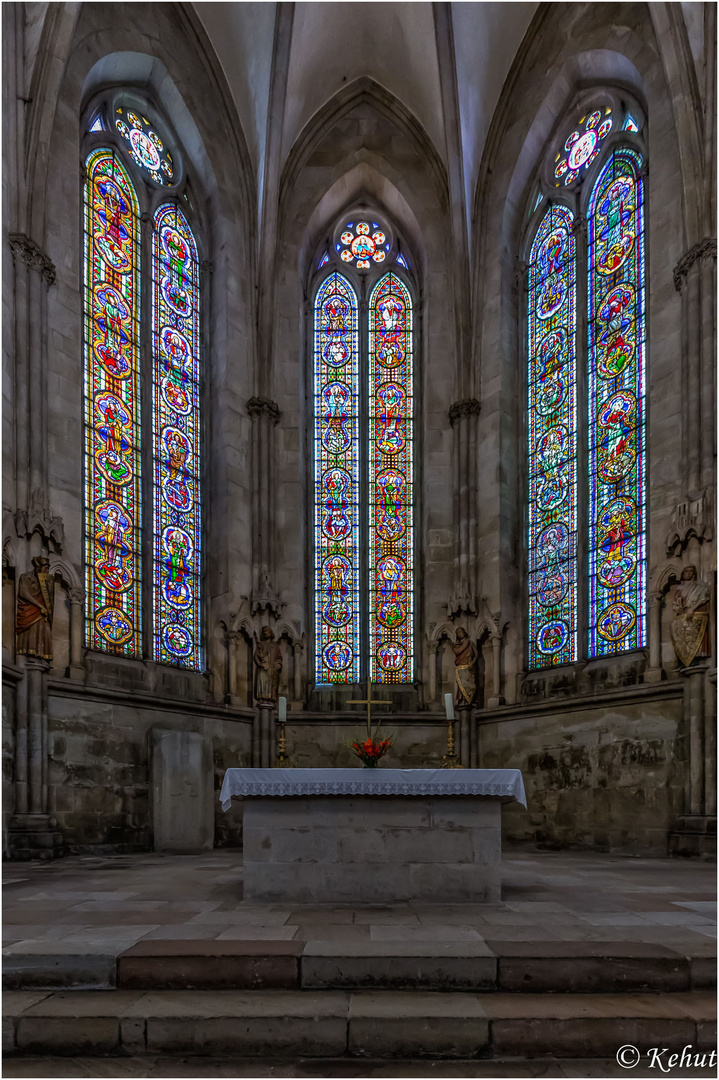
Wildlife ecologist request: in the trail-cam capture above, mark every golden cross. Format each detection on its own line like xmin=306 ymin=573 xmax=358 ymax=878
xmin=348 ymin=678 xmax=392 ymax=739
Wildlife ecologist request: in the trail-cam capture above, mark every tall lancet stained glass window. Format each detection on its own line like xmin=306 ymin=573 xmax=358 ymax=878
xmin=152 ymin=204 xmax=203 ymax=669
xmin=587 ymin=149 xmax=646 ymax=655
xmin=83 ymin=149 xmax=142 ymax=655
xmin=527 ymin=206 xmax=578 ymax=668
xmin=314 ymin=273 xmax=361 ymax=683
xmin=369 ymin=274 xmax=414 ymax=683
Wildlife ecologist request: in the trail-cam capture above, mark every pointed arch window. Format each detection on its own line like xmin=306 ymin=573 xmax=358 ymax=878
xmin=82 ymin=100 xmax=203 ymax=669
xmin=313 ymin=222 xmax=414 ymax=685
xmin=527 ymin=98 xmax=646 ymax=668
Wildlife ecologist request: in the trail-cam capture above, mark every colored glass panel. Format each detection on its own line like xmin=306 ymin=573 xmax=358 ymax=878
xmin=152 ymin=204 xmax=203 ymax=668
xmin=587 ymin=149 xmax=646 ymax=655
xmin=369 ymin=273 xmax=414 ymax=683
xmin=114 ymin=106 xmax=174 ymax=185
xmin=83 ymin=149 xmax=142 ymax=655
xmin=314 ymin=273 xmax=360 ymax=683
xmin=527 ymin=205 xmax=577 ymax=668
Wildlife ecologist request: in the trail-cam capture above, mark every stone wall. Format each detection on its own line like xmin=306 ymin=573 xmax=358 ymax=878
xmin=2 ymin=2 xmax=714 ymax=858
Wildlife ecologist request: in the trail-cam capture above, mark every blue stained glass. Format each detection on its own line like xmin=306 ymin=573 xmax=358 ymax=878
xmin=587 ymin=149 xmax=646 ymax=656
xmin=151 ymin=203 xmax=203 ymax=669
xmin=314 ymin=273 xmax=360 ymax=683
xmin=368 ymin=274 xmax=414 ymax=683
xmin=527 ymin=205 xmax=578 ymax=668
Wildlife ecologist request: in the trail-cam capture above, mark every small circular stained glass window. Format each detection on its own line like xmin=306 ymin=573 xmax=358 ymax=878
xmin=338 ymin=221 xmax=389 ymax=269
xmin=115 ymin=106 xmax=174 ymax=186
xmin=553 ymin=106 xmax=614 ymax=189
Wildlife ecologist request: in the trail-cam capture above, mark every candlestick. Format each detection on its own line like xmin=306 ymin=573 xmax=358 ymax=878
xmin=442 ymin=692 xmax=462 ymax=769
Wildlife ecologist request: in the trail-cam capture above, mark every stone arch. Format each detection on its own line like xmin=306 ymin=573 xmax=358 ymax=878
xmin=471 ymin=3 xmax=687 ymax=695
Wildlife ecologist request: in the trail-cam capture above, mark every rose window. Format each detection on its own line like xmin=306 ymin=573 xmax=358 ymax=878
xmin=114 ymin=106 xmax=174 ymax=186
xmin=553 ymin=108 xmax=613 ymax=187
xmin=337 ymin=222 xmax=389 ymax=269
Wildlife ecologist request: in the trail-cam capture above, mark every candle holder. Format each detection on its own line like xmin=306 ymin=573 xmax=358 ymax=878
xmin=442 ymin=716 xmax=463 ymax=769
xmin=275 ymin=722 xmax=291 ymax=768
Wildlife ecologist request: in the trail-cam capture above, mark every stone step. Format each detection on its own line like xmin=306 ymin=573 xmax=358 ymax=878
xmin=4 ymin=938 xmax=714 ymax=994
xmin=3 ymin=989 xmax=715 ymax=1059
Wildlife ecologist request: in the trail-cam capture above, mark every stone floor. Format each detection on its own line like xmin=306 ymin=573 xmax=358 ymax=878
xmin=2 ymin=1056 xmax=718 ymax=1078
xmin=3 ymin=848 xmax=716 ymax=951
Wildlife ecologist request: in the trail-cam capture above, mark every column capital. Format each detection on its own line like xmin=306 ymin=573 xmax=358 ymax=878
xmin=427 ymin=639 xmax=440 ymax=654
xmin=448 ymin=398 xmax=480 ymax=426
xmin=673 ymin=237 xmax=717 ymax=292
xmin=9 ymin=234 xmax=56 ymax=286
xmin=247 ymin=396 xmax=281 ymax=423
xmin=67 ymin=587 xmax=85 ymax=605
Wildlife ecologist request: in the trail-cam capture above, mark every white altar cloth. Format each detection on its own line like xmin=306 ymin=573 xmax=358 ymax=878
xmin=220 ymin=767 xmax=526 ymax=811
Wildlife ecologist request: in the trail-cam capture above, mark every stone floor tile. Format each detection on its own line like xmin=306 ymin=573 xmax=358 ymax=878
xmin=2 ymin=992 xmax=54 ymax=1016
xmin=639 ymin=911 xmax=715 ymax=925
xmin=353 ymin=912 xmax=422 ymax=926
xmin=184 ymin=910 xmax=290 ymax=925
xmin=293 ymin=925 xmax=372 ymax=942
xmin=287 ymin=910 xmax=356 ymax=924
xmin=215 ymin=926 xmax=299 ymax=940
xmin=370 ymin=925 xmax=483 ymax=942
xmin=123 ymin=990 xmax=350 ymax=1019
xmin=348 ymin=990 xmax=486 ymax=1018
xmin=134 ymin=926 xmax=223 ymax=940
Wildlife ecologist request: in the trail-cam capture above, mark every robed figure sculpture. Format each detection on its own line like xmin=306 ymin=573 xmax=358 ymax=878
xmin=453 ymin=627 xmax=478 ymax=708
xmin=670 ymin=565 xmax=711 ymax=668
xmin=254 ymin=626 xmax=283 ymax=706
xmin=16 ymin=555 xmax=54 ymax=661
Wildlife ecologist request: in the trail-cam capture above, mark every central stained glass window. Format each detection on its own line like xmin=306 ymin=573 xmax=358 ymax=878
xmin=314 ymin=268 xmax=414 ymax=685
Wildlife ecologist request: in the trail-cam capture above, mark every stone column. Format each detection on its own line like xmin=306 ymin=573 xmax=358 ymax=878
xmin=682 ymin=664 xmax=709 ymax=816
xmin=448 ymin=400 xmax=480 ymax=613
xmin=226 ymin=631 xmax=241 ymax=705
xmin=487 ymin=632 xmax=504 ymax=708
xmin=247 ymin=397 xmax=281 ymax=612
xmin=67 ymin=587 xmax=85 ymax=679
xmin=674 ymin=240 xmax=717 ymax=498
xmin=427 ymin=640 xmax=438 ymax=705
xmin=292 ymin=641 xmax=303 ymax=703
xmin=705 ymin=669 xmax=717 ymax=818
xmin=645 ymin=590 xmax=664 ymax=683
xmin=257 ymin=705 xmax=274 ymax=769
xmin=458 ymin=709 xmax=471 ymax=768
xmin=9 ymin=656 xmax=62 ymax=859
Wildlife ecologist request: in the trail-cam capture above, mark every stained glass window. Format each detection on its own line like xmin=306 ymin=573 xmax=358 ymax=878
xmin=314 ymin=273 xmax=360 ymax=683
xmin=527 ymin=206 xmax=577 ymax=668
xmin=83 ymin=149 xmax=142 ymax=655
xmin=337 ymin=221 xmax=389 ymax=269
xmin=587 ymin=148 xmax=646 ymax=655
xmin=152 ymin=204 xmax=203 ymax=669
xmin=369 ymin=274 xmax=414 ymax=683
xmin=114 ymin=106 xmax=174 ymax=186
xmin=554 ymin=107 xmax=613 ymax=188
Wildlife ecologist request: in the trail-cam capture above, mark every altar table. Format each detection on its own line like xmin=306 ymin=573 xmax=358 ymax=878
xmin=220 ymin=768 xmax=526 ymax=904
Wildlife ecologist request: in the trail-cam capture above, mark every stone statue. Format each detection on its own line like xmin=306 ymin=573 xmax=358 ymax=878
xmin=254 ymin=626 xmax=283 ymax=706
xmin=453 ymin=627 xmax=478 ymax=708
xmin=16 ymin=555 xmax=54 ymax=661
xmin=670 ymin=565 xmax=711 ymax=668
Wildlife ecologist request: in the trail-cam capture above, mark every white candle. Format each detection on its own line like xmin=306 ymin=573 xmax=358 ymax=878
xmin=278 ymin=696 xmax=287 ymax=722
xmin=444 ymin=693 xmax=454 ymax=721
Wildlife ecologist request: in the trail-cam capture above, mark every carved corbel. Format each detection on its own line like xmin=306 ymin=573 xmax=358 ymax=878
xmin=673 ymin=238 xmax=717 ymax=292
xmin=9 ymin=234 xmax=56 ymax=286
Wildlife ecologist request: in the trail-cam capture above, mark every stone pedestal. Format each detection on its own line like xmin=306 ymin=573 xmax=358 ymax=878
xmin=150 ymin=729 xmax=214 ymax=852
xmin=668 ymin=814 xmax=717 ymax=858
xmin=7 ymin=813 xmax=63 ymax=860
xmin=243 ymin=796 xmax=502 ymax=903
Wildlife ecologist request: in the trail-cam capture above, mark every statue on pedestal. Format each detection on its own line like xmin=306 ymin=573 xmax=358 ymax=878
xmin=670 ymin=565 xmax=711 ymax=668
xmin=254 ymin=626 xmax=283 ymax=706
xmin=16 ymin=556 xmax=54 ymax=661
xmin=453 ymin=627 xmax=477 ymax=708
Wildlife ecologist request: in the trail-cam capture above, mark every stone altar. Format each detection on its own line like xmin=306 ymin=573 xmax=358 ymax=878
xmin=220 ymin=768 xmax=526 ymax=903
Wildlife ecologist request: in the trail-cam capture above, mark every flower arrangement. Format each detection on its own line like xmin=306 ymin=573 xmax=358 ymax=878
xmin=349 ymin=735 xmax=393 ymax=768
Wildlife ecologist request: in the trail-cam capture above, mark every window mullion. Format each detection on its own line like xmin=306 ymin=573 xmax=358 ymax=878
xmin=139 ymin=207 xmax=154 ymax=661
